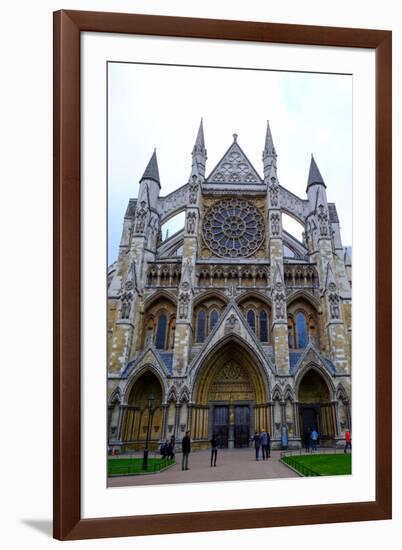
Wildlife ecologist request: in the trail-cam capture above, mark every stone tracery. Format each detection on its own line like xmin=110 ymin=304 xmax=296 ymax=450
xmin=202 ymin=198 xmax=264 ymax=258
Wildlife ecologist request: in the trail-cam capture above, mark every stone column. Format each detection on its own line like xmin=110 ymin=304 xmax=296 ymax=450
xmin=161 ymin=404 xmax=169 ymax=441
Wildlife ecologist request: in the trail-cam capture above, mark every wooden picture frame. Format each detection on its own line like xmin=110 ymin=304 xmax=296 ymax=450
xmin=53 ymin=10 xmax=392 ymax=540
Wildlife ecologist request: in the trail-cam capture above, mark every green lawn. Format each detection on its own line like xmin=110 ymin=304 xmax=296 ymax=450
xmin=108 ymin=457 xmax=175 ymax=476
xmin=282 ymin=454 xmax=351 ymax=476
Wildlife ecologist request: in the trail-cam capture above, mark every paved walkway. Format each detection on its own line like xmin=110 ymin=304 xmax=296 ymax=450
xmin=108 ymin=449 xmax=297 ymax=487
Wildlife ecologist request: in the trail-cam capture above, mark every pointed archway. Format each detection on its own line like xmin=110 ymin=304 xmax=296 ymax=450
xmin=121 ymin=370 xmax=164 ymax=451
xmin=297 ymin=367 xmax=337 ymax=446
xmin=191 ymin=338 xmax=269 ymax=450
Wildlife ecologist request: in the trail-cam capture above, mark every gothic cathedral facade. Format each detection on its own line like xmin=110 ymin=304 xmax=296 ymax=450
xmin=107 ymin=121 xmax=352 ymax=451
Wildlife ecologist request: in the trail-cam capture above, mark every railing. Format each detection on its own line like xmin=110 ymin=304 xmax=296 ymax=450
xmin=281 ymin=455 xmax=321 ymax=477
xmin=108 ymin=455 xmax=175 ymax=476
xmin=280 ymin=446 xmax=346 ymax=477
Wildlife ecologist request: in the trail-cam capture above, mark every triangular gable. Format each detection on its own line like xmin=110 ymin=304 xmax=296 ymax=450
xmin=188 ymin=300 xmax=274 ymax=377
xmin=291 ymin=342 xmax=336 ymax=375
xmin=122 ymin=344 xmax=170 ymax=378
xmin=206 ymin=140 xmax=263 ymax=184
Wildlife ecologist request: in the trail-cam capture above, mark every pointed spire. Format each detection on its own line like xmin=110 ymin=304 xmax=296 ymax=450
xmin=140 ymin=149 xmax=160 ymax=186
xmin=307 ymin=154 xmax=326 ymax=191
xmin=191 ymin=118 xmax=207 ymax=178
xmin=194 ymin=118 xmax=205 ymax=151
xmin=263 ymin=120 xmax=277 ymax=179
xmin=264 ymin=120 xmax=276 ymax=157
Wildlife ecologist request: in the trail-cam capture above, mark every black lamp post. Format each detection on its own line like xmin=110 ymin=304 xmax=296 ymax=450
xmin=142 ymin=393 xmax=155 ymax=470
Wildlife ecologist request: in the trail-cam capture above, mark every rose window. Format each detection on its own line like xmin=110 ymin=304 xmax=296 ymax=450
xmin=202 ymin=198 xmax=264 ymax=257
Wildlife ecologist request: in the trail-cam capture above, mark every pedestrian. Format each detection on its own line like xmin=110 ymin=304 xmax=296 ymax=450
xmin=181 ymin=430 xmax=191 ymax=470
xmin=210 ymin=433 xmax=218 ymax=467
xmin=303 ymin=429 xmax=310 ymax=452
xmin=310 ymin=427 xmax=318 ymax=451
xmin=253 ymin=431 xmax=261 ymax=461
xmin=167 ymin=435 xmax=175 ymax=460
xmin=344 ymin=429 xmax=352 ymax=454
xmin=260 ymin=428 xmax=270 ymax=460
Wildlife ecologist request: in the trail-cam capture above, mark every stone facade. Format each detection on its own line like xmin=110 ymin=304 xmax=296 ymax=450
xmin=107 ymin=121 xmax=352 ymax=452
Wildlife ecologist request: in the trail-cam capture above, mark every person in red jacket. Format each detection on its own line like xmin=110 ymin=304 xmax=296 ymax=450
xmin=344 ymin=429 xmax=352 ymax=453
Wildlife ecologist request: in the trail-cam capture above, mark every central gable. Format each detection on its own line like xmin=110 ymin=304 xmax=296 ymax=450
xmin=206 ymin=138 xmax=263 ymax=184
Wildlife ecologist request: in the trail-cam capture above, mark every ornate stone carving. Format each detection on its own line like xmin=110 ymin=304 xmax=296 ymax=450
xmin=317 ymin=204 xmax=329 ymax=237
xmin=273 ymin=292 xmax=286 ymax=320
xmin=189 ymin=175 xmax=199 ymax=205
xmin=270 ymin=180 xmax=279 ymax=207
xmin=208 ymin=144 xmax=260 ymax=184
xmin=178 ymin=292 xmax=190 ymax=319
xmin=270 ymin=212 xmax=281 ymax=236
xmin=328 ymin=292 xmax=340 ymax=319
xmin=134 ymin=200 xmax=147 ymax=233
xmin=202 ymin=198 xmax=264 ymax=258
xmin=224 ymin=313 xmax=240 ymax=334
xmin=186 ymin=211 xmax=197 ymax=234
xmin=120 ymin=291 xmax=133 ymax=319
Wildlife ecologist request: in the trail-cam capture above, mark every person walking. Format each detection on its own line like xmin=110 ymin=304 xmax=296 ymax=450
xmin=310 ymin=427 xmax=318 ymax=451
xmin=181 ymin=431 xmax=191 ymax=470
xmin=210 ymin=433 xmax=218 ymax=467
xmin=253 ymin=431 xmax=261 ymax=461
xmin=260 ymin=428 xmax=270 ymax=460
xmin=344 ymin=429 xmax=352 ymax=453
xmin=167 ymin=435 xmax=175 ymax=460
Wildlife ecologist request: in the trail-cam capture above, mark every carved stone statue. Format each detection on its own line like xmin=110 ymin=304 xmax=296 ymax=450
xmin=317 ymin=204 xmax=329 ymax=237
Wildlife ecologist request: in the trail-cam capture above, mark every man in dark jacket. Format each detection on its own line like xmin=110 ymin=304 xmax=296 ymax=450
xmin=181 ymin=431 xmax=191 ymax=470
xmin=253 ymin=431 xmax=261 ymax=461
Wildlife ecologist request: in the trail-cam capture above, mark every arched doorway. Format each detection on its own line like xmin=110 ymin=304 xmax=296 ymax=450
xmin=297 ymin=368 xmax=336 ymax=445
xmin=192 ymin=340 xmax=269 ymax=450
xmin=121 ymin=370 xmax=164 ymax=451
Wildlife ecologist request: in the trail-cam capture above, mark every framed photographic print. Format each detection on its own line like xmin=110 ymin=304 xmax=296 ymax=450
xmin=53 ymin=10 xmax=392 ymax=540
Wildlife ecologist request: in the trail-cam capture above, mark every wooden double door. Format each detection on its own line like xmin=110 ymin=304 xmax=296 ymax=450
xmin=213 ymin=404 xmax=250 ymax=448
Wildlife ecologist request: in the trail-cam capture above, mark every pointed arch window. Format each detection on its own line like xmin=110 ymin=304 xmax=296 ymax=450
xmin=247 ymin=309 xmax=256 ymax=332
xmin=196 ymin=310 xmax=206 ymax=343
xmin=155 ymin=313 xmax=167 ymax=349
xmin=259 ymin=309 xmax=268 ymax=342
xmin=296 ymin=312 xmax=308 ymax=348
xmin=209 ymin=309 xmax=219 ymax=332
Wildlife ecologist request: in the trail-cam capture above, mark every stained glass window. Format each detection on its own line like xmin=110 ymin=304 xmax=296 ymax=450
xmin=155 ymin=314 xmax=167 ymax=349
xmin=247 ymin=309 xmax=256 ymax=332
xmin=202 ymin=198 xmax=264 ymax=258
xmin=260 ymin=310 xmax=268 ymax=342
xmin=296 ymin=312 xmax=308 ymax=348
xmin=197 ymin=310 xmax=206 ymax=342
xmin=210 ymin=309 xmax=219 ymax=332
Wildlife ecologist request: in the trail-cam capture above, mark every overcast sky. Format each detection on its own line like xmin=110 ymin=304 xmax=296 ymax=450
xmin=108 ymin=62 xmax=352 ymax=263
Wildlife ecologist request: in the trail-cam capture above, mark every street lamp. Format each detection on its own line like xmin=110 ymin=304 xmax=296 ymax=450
xmin=142 ymin=393 xmax=155 ymax=470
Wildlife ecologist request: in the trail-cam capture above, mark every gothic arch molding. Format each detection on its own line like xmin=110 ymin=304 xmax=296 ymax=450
xmin=236 ymin=290 xmax=272 ymax=308
xmin=143 ymin=289 xmax=177 ymax=310
xmin=191 ymin=334 xmax=270 ymax=405
xmin=108 ymin=387 xmax=121 ymax=406
xmin=287 ymin=289 xmax=321 ymax=310
xmin=294 ymin=362 xmax=335 ymax=401
xmin=121 ymin=363 xmax=168 ymax=405
xmin=193 ymin=289 xmax=228 ymax=308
